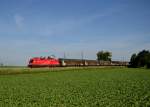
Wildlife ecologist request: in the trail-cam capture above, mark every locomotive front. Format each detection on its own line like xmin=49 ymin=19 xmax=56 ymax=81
xmin=28 ymin=57 xmax=60 ymax=68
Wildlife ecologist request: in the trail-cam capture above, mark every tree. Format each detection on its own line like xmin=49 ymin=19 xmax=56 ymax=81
xmin=147 ymin=61 xmax=150 ymax=69
xmin=97 ymin=51 xmax=112 ymax=61
xmin=129 ymin=53 xmax=137 ymax=68
xmin=129 ymin=50 xmax=150 ymax=68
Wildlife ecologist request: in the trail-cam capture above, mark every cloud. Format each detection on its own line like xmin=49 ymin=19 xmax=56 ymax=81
xmin=14 ymin=14 xmax=24 ymax=29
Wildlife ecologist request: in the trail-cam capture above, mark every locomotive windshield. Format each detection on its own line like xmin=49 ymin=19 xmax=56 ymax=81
xmin=29 ymin=59 xmax=33 ymax=63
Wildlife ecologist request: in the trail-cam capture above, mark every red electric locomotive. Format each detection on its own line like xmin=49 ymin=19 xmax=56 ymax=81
xmin=28 ymin=56 xmax=60 ymax=68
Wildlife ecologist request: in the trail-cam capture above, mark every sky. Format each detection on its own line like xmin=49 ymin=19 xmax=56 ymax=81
xmin=0 ymin=0 xmax=150 ymax=66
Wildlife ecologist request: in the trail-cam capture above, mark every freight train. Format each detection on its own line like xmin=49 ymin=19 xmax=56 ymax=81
xmin=28 ymin=56 xmax=129 ymax=68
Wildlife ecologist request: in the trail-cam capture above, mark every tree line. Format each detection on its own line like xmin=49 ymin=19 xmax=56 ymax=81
xmin=96 ymin=49 xmax=150 ymax=69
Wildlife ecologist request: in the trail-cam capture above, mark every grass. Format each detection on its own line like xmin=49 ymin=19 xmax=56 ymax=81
xmin=0 ymin=67 xmax=150 ymax=107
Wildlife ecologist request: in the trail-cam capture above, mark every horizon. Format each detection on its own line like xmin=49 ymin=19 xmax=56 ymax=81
xmin=0 ymin=0 xmax=150 ymax=66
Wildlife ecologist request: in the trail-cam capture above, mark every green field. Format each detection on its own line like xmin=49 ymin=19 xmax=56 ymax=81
xmin=0 ymin=67 xmax=150 ymax=107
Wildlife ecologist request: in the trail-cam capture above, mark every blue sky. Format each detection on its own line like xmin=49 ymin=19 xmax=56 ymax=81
xmin=0 ymin=0 xmax=150 ymax=65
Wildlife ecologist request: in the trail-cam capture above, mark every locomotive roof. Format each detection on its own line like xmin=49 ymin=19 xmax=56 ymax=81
xmin=59 ymin=58 xmax=98 ymax=61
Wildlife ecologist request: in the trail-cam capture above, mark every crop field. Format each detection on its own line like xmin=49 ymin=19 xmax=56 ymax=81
xmin=0 ymin=67 xmax=150 ymax=107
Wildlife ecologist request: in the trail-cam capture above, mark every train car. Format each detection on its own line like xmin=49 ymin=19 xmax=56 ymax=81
xmin=59 ymin=58 xmax=106 ymax=66
xmin=28 ymin=56 xmax=60 ymax=68
xmin=99 ymin=61 xmax=111 ymax=66
xmin=111 ymin=61 xmax=129 ymax=66
xmin=84 ymin=60 xmax=99 ymax=66
xmin=59 ymin=58 xmax=84 ymax=66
